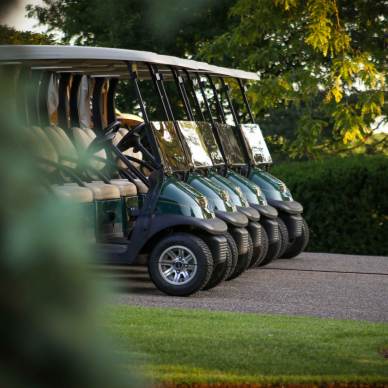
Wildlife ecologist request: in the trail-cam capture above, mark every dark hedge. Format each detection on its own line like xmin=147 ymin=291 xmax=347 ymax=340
xmin=271 ymin=155 xmax=388 ymax=256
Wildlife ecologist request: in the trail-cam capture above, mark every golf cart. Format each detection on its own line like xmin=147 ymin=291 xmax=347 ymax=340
xmin=178 ymin=71 xmax=284 ymax=263
xmin=0 ymin=45 xmax=235 ymax=296
xmin=214 ymin=75 xmax=310 ymax=258
xmin=95 ymin=63 xmax=255 ymax=283
xmin=153 ymin=66 xmax=273 ymax=267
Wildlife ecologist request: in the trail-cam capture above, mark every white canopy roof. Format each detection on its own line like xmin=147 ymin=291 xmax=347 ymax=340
xmin=0 ymin=45 xmax=259 ymax=81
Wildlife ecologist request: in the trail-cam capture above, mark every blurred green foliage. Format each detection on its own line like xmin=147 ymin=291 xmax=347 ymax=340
xmin=272 ymin=155 xmax=388 ymax=255
xmin=0 ymin=54 xmax=143 ymax=388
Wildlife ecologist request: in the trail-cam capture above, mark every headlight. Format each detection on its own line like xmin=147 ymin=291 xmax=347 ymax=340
xmin=235 ymin=186 xmax=243 ymax=197
xmin=278 ymin=183 xmax=287 ymax=192
xmin=220 ymin=190 xmax=230 ymax=203
xmin=198 ymin=195 xmax=208 ymax=209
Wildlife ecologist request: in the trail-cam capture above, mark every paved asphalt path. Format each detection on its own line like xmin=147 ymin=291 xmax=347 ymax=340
xmin=103 ymin=252 xmax=388 ymax=322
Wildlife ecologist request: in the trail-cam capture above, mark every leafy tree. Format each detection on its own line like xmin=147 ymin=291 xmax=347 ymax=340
xmin=0 ymin=24 xmax=53 ymax=44
xmin=27 ymin=0 xmax=387 ymax=159
xmin=201 ymin=0 xmax=387 ymax=158
xmin=27 ymin=0 xmax=234 ymax=56
xmin=26 ymin=0 xmax=235 ymax=120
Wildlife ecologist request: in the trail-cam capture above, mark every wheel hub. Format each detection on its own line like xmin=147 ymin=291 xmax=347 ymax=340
xmin=158 ymin=245 xmax=198 ymax=286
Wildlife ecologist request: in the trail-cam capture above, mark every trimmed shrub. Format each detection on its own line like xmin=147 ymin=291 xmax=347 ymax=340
xmin=271 ymin=156 xmax=388 ymax=256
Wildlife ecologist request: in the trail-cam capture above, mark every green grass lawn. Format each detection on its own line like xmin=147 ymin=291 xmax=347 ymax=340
xmin=107 ymin=305 xmax=388 ymax=384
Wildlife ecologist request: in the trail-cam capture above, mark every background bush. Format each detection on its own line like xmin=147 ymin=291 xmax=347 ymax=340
xmin=272 ymin=156 xmax=388 ymax=256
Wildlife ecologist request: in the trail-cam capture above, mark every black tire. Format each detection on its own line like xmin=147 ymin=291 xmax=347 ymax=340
xmin=277 ymin=217 xmax=290 ymax=258
xmin=259 ymin=219 xmax=282 ymax=266
xmin=252 ymin=225 xmax=269 ymax=267
xmin=224 ymin=232 xmax=239 ymax=280
xmin=282 ymin=217 xmax=310 ymax=259
xmin=227 ymin=233 xmax=253 ymax=280
xmin=148 ymin=233 xmax=213 ymax=296
xmin=202 ymin=241 xmax=233 ymax=290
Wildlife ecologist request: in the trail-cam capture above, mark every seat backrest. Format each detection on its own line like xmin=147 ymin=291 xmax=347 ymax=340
xmin=46 ymin=126 xmax=79 ymax=169
xmin=72 ymin=127 xmax=107 ymax=171
xmin=30 ymin=126 xmax=59 ymax=172
xmin=113 ymin=128 xmax=143 ymax=169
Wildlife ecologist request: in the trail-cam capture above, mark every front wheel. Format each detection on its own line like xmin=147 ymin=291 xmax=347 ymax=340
xmin=252 ymin=225 xmax=269 ymax=267
xmin=228 ymin=233 xmax=253 ymax=280
xmin=148 ymin=233 xmax=213 ymax=296
xmin=277 ymin=218 xmax=290 ymax=258
xmin=203 ymin=240 xmax=232 ymax=290
xmin=282 ymin=217 xmax=310 ymax=259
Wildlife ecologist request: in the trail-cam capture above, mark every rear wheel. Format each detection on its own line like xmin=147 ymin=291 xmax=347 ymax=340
xmin=277 ymin=218 xmax=289 ymax=258
xmin=282 ymin=217 xmax=310 ymax=259
xmin=148 ymin=233 xmax=213 ymax=296
xmin=252 ymin=225 xmax=269 ymax=267
xmin=203 ymin=241 xmax=232 ymax=290
xmin=228 ymin=233 xmax=253 ymax=280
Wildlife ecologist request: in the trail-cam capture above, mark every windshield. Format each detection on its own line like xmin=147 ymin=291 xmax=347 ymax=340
xmin=196 ymin=122 xmax=225 ymax=166
xmin=215 ymin=123 xmax=246 ymax=165
xmin=150 ymin=121 xmax=190 ymax=172
xmin=240 ymin=124 xmax=272 ymax=165
xmin=176 ymin=121 xmax=213 ymax=168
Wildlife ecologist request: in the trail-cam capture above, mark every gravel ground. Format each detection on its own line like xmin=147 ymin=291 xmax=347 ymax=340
xmin=102 ymin=252 xmax=388 ymax=322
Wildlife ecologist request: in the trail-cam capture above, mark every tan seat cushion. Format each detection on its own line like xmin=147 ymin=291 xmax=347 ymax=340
xmin=134 ymin=178 xmax=149 ymax=194
xmin=52 ymin=184 xmax=94 ymax=203
xmin=108 ymin=179 xmax=138 ymax=196
xmin=84 ymin=182 xmax=121 ymax=200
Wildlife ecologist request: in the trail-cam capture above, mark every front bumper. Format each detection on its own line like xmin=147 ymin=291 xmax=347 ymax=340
xmin=250 ymin=203 xmax=278 ymax=219
xmin=247 ymin=221 xmax=262 ymax=248
xmin=260 ymin=217 xmax=280 ymax=244
xmin=237 ymin=206 xmax=260 ymax=222
xmin=229 ymin=226 xmax=249 ymax=255
xmin=268 ymin=199 xmax=303 ymax=215
xmin=280 ymin=213 xmax=303 ymax=239
xmin=215 ymin=210 xmax=249 ymax=228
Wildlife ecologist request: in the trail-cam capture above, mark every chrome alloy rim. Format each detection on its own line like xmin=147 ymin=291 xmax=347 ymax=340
xmin=158 ymin=245 xmax=198 ymax=285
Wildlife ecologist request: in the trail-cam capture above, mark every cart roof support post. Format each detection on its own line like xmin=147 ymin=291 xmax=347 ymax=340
xmin=126 ymin=61 xmax=162 ymax=168
xmin=206 ymin=75 xmax=226 ymax=124
xmin=37 ymin=71 xmax=51 ymax=128
xmin=237 ymin=78 xmax=255 ymax=123
xmin=220 ymin=78 xmax=240 ymax=127
xmin=92 ymin=77 xmax=105 ymax=134
xmin=170 ymin=67 xmax=194 ymax=121
xmin=152 ymin=65 xmax=176 ymax=122
xmin=147 ymin=64 xmax=172 ymax=121
xmin=69 ymin=73 xmax=82 ymax=128
xmin=107 ymin=77 xmax=118 ymax=124
xmin=183 ymin=70 xmax=206 ymax=122
xmin=58 ymin=73 xmax=71 ymax=129
xmin=195 ymin=73 xmax=217 ymax=128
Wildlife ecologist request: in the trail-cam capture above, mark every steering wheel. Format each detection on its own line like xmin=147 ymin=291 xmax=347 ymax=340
xmin=117 ymin=122 xmax=146 ymax=152
xmin=87 ymin=120 xmax=121 ymax=154
xmin=105 ymin=120 xmax=122 ymax=135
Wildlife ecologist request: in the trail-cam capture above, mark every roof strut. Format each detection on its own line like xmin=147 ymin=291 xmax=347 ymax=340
xmin=170 ymin=67 xmax=194 ymax=121
xmin=220 ymin=78 xmax=239 ymax=126
xmin=183 ymin=70 xmax=206 ymax=122
xmin=237 ymin=78 xmax=255 ymax=123
xmin=206 ymin=75 xmax=226 ymax=124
